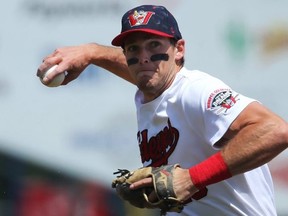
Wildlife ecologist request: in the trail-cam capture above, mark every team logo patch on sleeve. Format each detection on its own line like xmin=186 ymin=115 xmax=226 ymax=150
xmin=206 ymin=89 xmax=239 ymax=115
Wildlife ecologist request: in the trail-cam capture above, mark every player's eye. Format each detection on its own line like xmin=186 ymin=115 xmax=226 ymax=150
xmin=126 ymin=44 xmax=138 ymax=53
xmin=149 ymin=41 xmax=161 ymax=49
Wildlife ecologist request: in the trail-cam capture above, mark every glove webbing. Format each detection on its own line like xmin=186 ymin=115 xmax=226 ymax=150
xmin=152 ymin=165 xmax=184 ymax=215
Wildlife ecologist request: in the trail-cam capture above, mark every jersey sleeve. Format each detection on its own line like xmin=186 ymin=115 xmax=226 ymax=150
xmin=182 ymin=74 xmax=256 ymax=148
xmin=201 ymin=79 xmax=256 ymax=147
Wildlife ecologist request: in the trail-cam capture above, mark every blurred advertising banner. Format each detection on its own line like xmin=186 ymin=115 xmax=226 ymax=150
xmin=18 ymin=180 xmax=118 ymax=216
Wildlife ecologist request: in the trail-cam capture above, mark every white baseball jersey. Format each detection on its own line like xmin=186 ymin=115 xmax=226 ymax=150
xmin=134 ymin=67 xmax=276 ymax=216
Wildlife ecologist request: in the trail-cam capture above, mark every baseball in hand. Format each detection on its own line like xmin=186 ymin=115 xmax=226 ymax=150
xmin=40 ymin=65 xmax=65 ymax=87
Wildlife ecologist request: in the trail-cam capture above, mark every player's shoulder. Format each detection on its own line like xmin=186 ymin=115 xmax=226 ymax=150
xmin=176 ymin=68 xmax=231 ymax=104
xmin=178 ymin=67 xmax=223 ymax=87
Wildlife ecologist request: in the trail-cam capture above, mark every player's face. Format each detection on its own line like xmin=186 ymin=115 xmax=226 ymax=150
xmin=123 ymin=33 xmax=183 ymax=102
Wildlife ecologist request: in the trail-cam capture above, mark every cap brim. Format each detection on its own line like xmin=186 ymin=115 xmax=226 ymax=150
xmin=111 ymin=29 xmax=174 ymax=46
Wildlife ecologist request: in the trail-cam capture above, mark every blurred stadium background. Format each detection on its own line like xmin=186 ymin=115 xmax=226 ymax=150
xmin=0 ymin=0 xmax=287 ymax=215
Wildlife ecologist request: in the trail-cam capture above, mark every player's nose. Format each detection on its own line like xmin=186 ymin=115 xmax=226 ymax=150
xmin=138 ymin=50 xmax=150 ymax=64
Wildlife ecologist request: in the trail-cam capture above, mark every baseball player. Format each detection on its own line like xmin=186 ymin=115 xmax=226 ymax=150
xmin=38 ymin=5 xmax=288 ymax=216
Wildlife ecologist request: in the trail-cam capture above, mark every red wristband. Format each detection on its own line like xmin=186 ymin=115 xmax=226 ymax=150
xmin=189 ymin=152 xmax=232 ymax=189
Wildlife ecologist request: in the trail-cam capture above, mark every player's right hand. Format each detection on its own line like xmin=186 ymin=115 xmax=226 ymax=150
xmin=37 ymin=44 xmax=95 ymax=85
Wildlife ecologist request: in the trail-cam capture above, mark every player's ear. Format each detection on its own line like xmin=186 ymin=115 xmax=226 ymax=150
xmin=175 ymin=39 xmax=185 ymax=60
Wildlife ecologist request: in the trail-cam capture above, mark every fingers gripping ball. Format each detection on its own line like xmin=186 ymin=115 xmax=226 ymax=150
xmin=40 ymin=65 xmax=65 ymax=87
xmin=112 ymin=165 xmax=184 ymax=215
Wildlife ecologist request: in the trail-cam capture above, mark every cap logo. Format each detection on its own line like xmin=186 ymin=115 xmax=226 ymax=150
xmin=128 ymin=10 xmax=155 ymax=27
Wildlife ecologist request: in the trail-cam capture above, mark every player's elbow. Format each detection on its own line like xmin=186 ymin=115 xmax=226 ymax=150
xmin=273 ymin=119 xmax=288 ymax=149
xmin=281 ymin=122 xmax=288 ymax=148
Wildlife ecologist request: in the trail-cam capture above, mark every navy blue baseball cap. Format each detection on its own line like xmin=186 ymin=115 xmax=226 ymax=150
xmin=111 ymin=5 xmax=182 ymax=47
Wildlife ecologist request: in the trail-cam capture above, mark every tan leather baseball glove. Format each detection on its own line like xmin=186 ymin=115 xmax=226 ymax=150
xmin=112 ymin=164 xmax=184 ymax=215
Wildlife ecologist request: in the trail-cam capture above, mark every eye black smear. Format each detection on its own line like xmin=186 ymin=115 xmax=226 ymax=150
xmin=150 ymin=53 xmax=169 ymax=62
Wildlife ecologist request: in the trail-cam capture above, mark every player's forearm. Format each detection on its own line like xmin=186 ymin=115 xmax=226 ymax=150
xmin=189 ymin=108 xmax=288 ymax=190
xmin=38 ymin=43 xmax=135 ymax=86
xmin=88 ymin=43 xmax=135 ymax=84
xmin=222 ymin=117 xmax=288 ymax=176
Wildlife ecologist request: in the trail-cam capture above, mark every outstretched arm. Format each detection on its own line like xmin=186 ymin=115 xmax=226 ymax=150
xmin=220 ymin=102 xmax=288 ymax=175
xmin=37 ymin=43 xmax=135 ymax=85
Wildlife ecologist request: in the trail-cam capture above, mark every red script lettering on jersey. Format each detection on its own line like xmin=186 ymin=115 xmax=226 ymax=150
xmin=137 ymin=119 xmax=179 ymax=167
